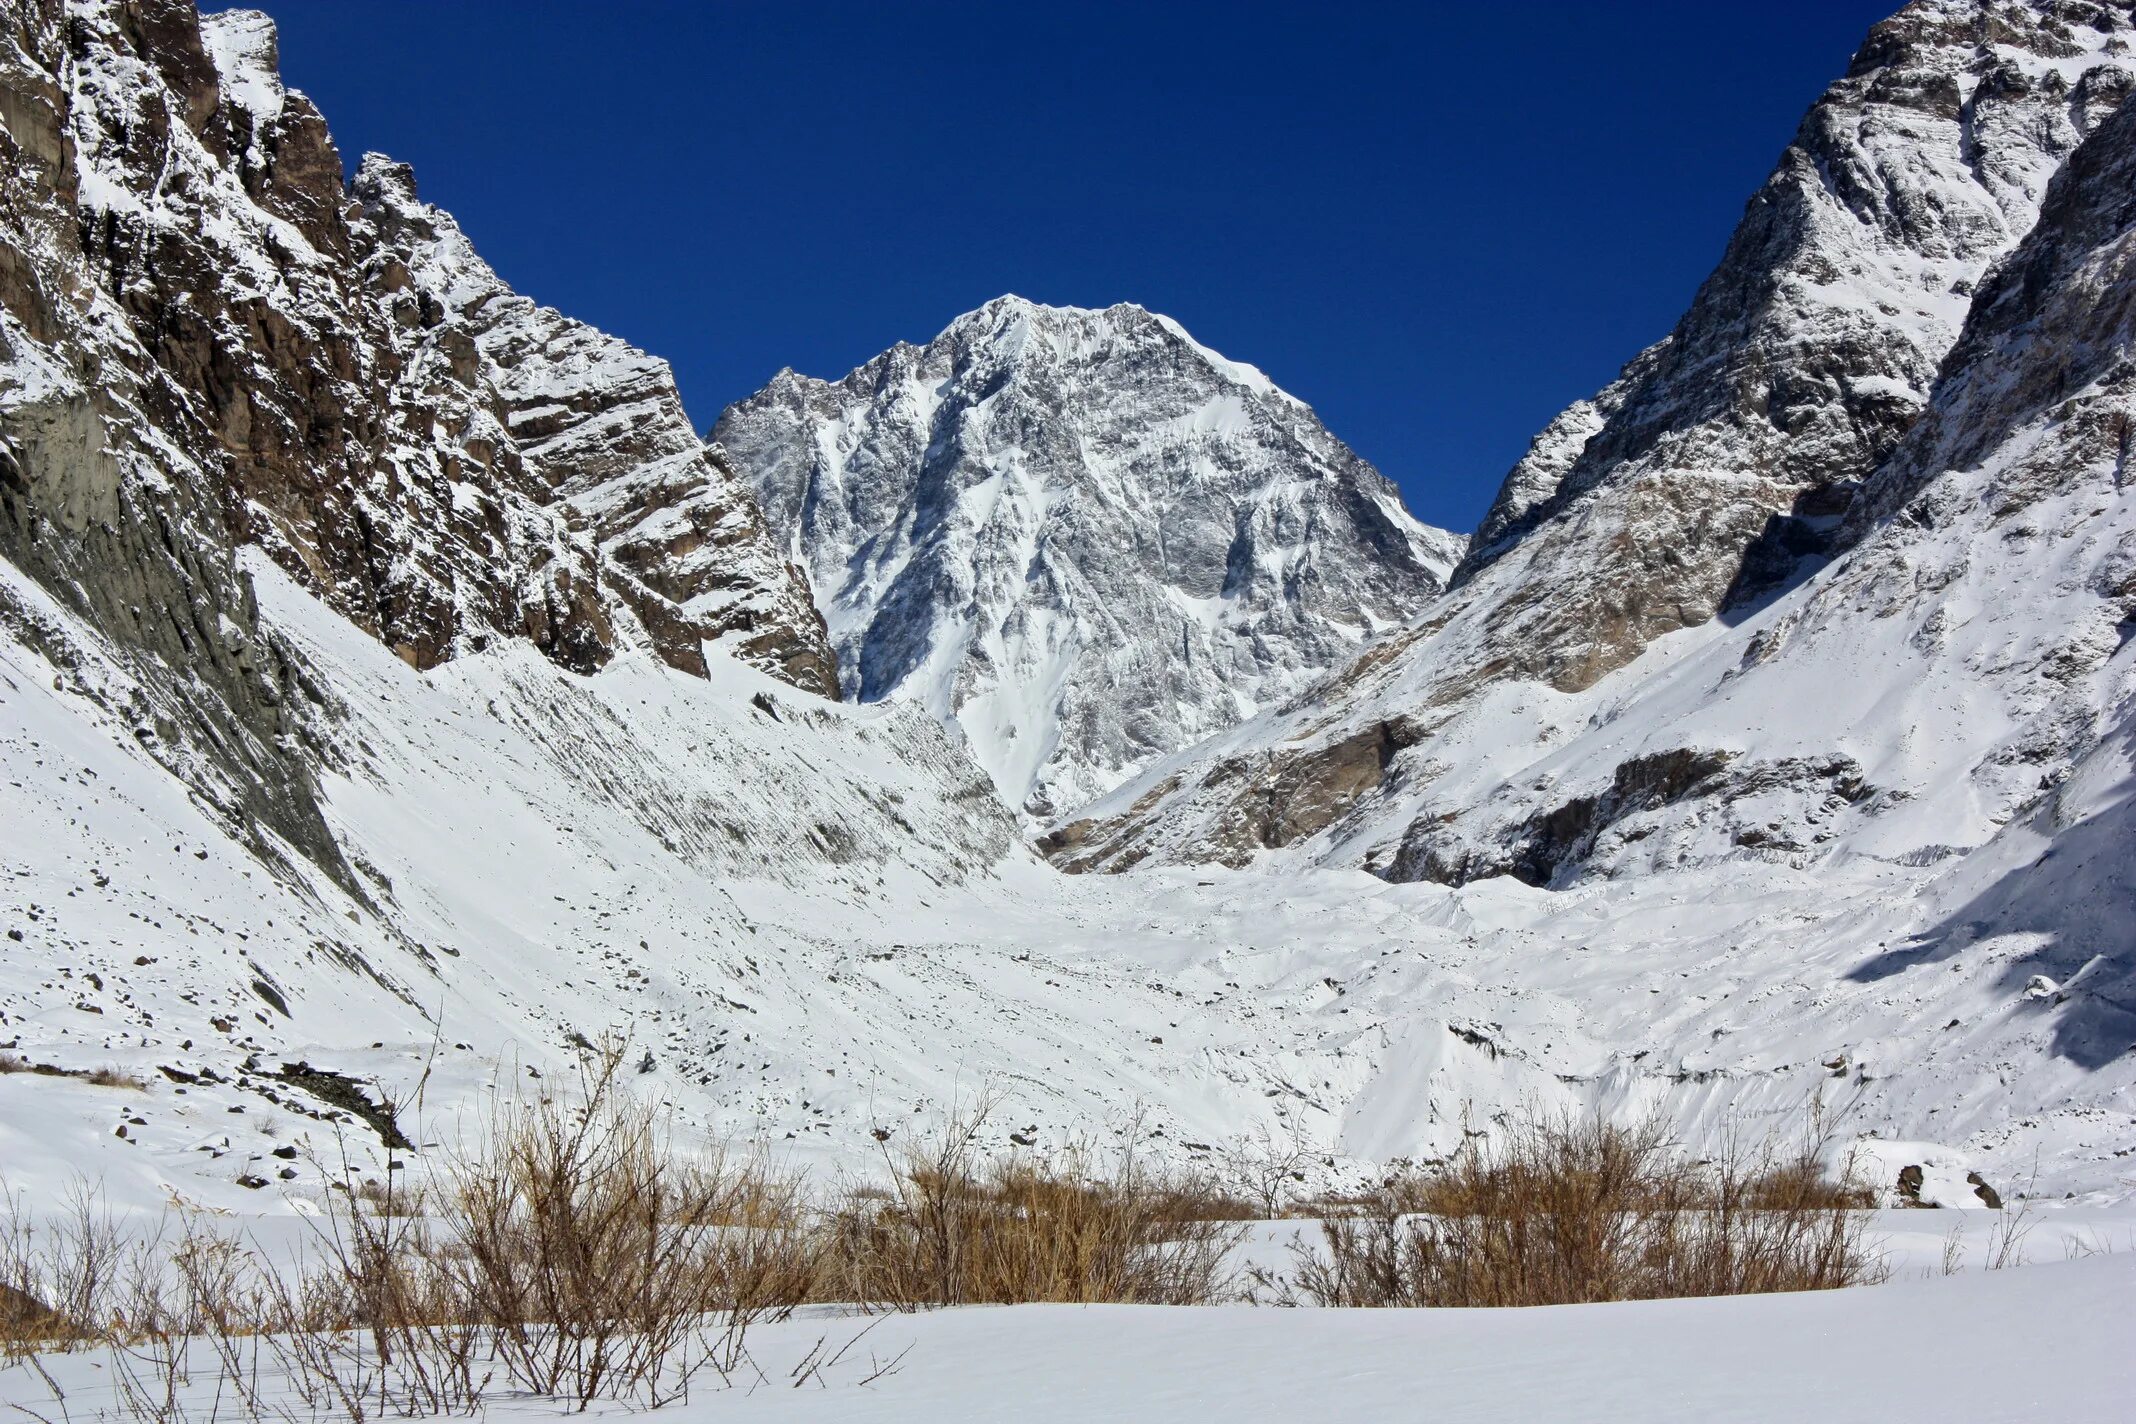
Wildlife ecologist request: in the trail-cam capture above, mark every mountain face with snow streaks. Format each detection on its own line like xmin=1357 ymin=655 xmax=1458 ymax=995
xmin=715 ymin=296 xmax=1464 ymax=819
xmin=1065 ymin=0 xmax=2136 ymax=877
xmin=1466 ymin=1 xmax=2134 ymax=607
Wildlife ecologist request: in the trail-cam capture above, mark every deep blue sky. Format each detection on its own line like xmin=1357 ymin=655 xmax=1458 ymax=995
xmin=263 ymin=1 xmax=1896 ymax=533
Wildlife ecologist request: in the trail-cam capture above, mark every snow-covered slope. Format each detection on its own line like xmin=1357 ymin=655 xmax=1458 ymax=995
xmin=716 ymin=297 xmax=1463 ymax=819
xmin=6 ymin=543 xmax=2132 ymax=1207
xmin=1070 ymin=0 xmax=2136 ymax=876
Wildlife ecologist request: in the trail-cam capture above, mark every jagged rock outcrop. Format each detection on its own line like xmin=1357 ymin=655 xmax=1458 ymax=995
xmin=0 ymin=0 xmax=836 ymax=779
xmin=350 ymin=159 xmax=838 ymax=694
xmin=1068 ymin=0 xmax=2136 ymax=876
xmin=0 ymin=0 xmax=350 ymax=881
xmin=1461 ymin=0 xmax=2135 ymax=651
xmin=716 ymin=296 xmax=1464 ymax=818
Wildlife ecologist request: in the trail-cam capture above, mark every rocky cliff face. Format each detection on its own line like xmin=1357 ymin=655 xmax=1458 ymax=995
xmin=0 ymin=2 xmax=837 ymax=791
xmin=716 ymin=296 xmax=1463 ymax=819
xmin=1065 ymin=0 xmax=2136 ymax=876
xmin=348 ymin=159 xmax=838 ymax=695
xmin=1382 ymin=79 xmax=2136 ymax=1063
xmin=1462 ymin=0 xmax=2134 ymax=650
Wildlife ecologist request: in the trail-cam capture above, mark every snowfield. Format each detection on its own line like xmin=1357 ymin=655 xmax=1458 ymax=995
xmin=3 ymin=1245 xmax=2132 ymax=1422
xmin=554 ymin=1254 xmax=2136 ymax=1424
xmin=1 ymin=545 xmax=2129 ymax=1212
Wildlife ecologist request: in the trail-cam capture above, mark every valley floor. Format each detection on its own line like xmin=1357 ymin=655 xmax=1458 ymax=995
xmin=3 ymin=552 xmax=2133 ymax=1211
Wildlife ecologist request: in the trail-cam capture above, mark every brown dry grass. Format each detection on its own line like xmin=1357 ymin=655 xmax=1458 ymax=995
xmin=0 ymin=1054 xmax=145 ymax=1089
xmin=82 ymin=1065 xmax=150 ymax=1091
xmin=1265 ymin=1110 xmax=1885 ymax=1308
xmin=436 ymin=1044 xmax=825 ymax=1406
xmin=0 ymin=1042 xmax=836 ymax=1416
xmin=0 ymin=1067 xmax=1238 ymax=1411
xmin=826 ymin=1105 xmax=1244 ymax=1311
xmin=2 ymin=1070 xmax=1902 ymax=1419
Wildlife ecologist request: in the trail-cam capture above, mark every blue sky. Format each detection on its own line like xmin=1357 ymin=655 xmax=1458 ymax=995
xmin=266 ymin=1 xmax=1898 ymax=533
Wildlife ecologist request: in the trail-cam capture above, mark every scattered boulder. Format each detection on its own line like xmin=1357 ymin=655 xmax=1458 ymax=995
xmin=1897 ymin=1164 xmax=1927 ymax=1204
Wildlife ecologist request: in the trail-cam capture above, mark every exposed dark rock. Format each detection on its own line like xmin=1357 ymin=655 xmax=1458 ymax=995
xmin=273 ymin=1061 xmax=411 ymax=1150
xmin=1391 ymin=751 xmax=1872 ymax=888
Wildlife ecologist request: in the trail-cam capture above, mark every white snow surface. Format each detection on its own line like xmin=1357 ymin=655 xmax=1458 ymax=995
xmin=1 ymin=535 xmax=2130 ymax=1208
xmin=542 ymin=1254 xmax=2136 ymax=1423
xmin=3 ymin=1242 xmax=2132 ymax=1421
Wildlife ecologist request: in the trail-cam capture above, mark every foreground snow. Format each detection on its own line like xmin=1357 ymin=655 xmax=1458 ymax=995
xmin=5 ymin=1251 xmax=2131 ymax=1422
xmin=698 ymin=1257 xmax=2136 ymax=1423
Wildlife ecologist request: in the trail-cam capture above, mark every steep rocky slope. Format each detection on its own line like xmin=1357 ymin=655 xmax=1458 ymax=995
xmin=1068 ymin=0 xmax=2136 ymax=874
xmin=0 ymin=0 xmax=836 ymax=751
xmin=716 ymin=296 xmax=1463 ymax=819
xmin=1463 ymin=0 xmax=2133 ymax=626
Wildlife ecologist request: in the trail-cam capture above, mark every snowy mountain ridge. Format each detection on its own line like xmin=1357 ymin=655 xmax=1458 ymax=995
xmin=716 ymin=295 xmax=1464 ymax=819
xmin=1067 ymin=0 xmax=2136 ymax=875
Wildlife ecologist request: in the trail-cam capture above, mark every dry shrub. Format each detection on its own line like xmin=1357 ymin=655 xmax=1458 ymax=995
xmin=1215 ymin=1121 xmax=1321 ymax=1219
xmin=84 ymin=1065 xmax=149 ymax=1091
xmin=0 ymin=1170 xmax=477 ymax=1417
xmin=1273 ymin=1110 xmax=1884 ymax=1308
xmin=828 ymin=1106 xmax=1241 ymax=1310
xmin=343 ymin=1175 xmax=431 ymax=1218
xmin=439 ymin=1043 xmax=822 ymax=1407
xmin=1145 ymin=1176 xmax=1262 ymax=1223
xmin=1739 ymin=1155 xmax=1876 ymax=1211
xmin=2 ymin=1065 xmax=1262 ymax=1415
xmin=0 ymin=1055 xmax=145 ymax=1089
xmin=0 ymin=1041 xmax=836 ymax=1418
xmin=0 ymin=1181 xmax=171 ymax=1361
xmin=0 ymin=1182 xmax=314 ymax=1423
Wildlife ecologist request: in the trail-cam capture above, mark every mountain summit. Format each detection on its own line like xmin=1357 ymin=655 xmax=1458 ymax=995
xmin=715 ymin=296 xmax=1463 ymax=818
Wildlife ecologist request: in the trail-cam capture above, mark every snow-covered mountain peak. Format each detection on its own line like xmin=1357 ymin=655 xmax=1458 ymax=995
xmin=716 ymin=297 xmax=1464 ymax=819
xmin=928 ymin=296 xmax=1290 ymax=402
